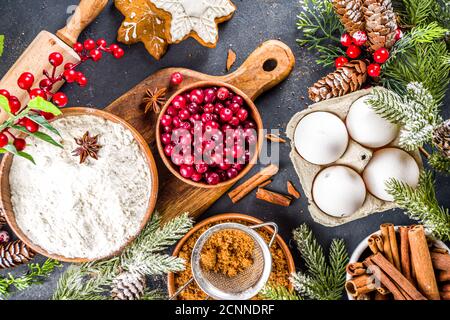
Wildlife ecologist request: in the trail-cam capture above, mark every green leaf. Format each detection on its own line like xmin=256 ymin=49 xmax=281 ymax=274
xmin=27 ymin=97 xmax=62 ymax=116
xmin=26 ymin=114 xmax=61 ymax=137
xmin=0 ymin=35 xmax=4 ymax=57
xmin=0 ymin=94 xmax=10 ymax=114
xmin=1 ymin=144 xmax=35 ymax=164
xmin=12 ymin=125 xmax=62 ymax=148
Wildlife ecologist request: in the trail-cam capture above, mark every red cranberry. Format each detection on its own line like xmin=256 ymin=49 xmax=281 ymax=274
xmin=219 ymin=162 xmax=231 ymax=170
xmin=184 ymin=154 xmax=194 ymax=166
xmin=237 ymin=109 xmax=248 ymax=122
xmin=205 ymin=121 xmax=219 ymax=132
xmin=222 ymin=124 xmax=233 ymax=132
xmin=180 ymin=164 xmax=194 ymax=178
xmin=229 ymin=117 xmax=240 ymax=126
xmin=229 ymin=102 xmax=241 ymax=114
xmin=180 ymin=121 xmax=192 ymax=130
xmin=217 ymin=87 xmax=230 ymax=100
xmin=232 ymin=144 xmax=245 ymax=159
xmin=170 ymin=72 xmax=183 ymax=86
xmin=162 ymin=125 xmax=172 ymax=133
xmin=217 ymin=170 xmax=228 ymax=182
xmin=166 ymin=105 xmax=178 ymax=116
xmin=243 ymin=120 xmax=256 ymax=129
xmin=204 ymin=88 xmax=217 ymax=104
xmin=178 ymin=109 xmax=190 ymax=121
xmin=172 ymin=116 xmax=181 ymax=128
xmin=164 ymin=144 xmax=174 ymax=156
xmin=190 ymin=113 xmax=202 ymax=123
xmin=213 ymin=103 xmax=224 ymax=115
xmin=195 ymin=162 xmax=209 ymax=174
xmin=206 ymin=172 xmax=220 ymax=185
xmin=227 ymin=168 xmax=239 ymax=179
xmin=203 ymin=103 xmax=215 ymax=113
xmin=191 ymin=171 xmax=203 ymax=182
xmin=160 ymin=114 xmax=173 ymax=127
xmin=161 ymin=133 xmax=172 ymax=145
xmin=201 ymin=113 xmax=214 ymax=123
xmin=187 ymin=102 xmax=200 ymax=114
xmin=233 ymin=163 xmax=244 ymax=171
xmin=232 ymin=95 xmax=244 ymax=106
xmin=190 ymin=89 xmax=204 ymax=104
xmin=220 ymin=108 xmax=233 ymax=122
xmin=172 ymin=95 xmax=186 ymax=109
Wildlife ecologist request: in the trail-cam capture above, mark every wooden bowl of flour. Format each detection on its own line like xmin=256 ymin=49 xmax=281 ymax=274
xmin=0 ymin=108 xmax=159 ymax=263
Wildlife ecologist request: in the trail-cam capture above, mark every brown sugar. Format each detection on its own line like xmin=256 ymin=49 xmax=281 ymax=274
xmin=201 ymin=229 xmax=254 ymax=277
xmin=174 ymin=220 xmax=291 ymax=300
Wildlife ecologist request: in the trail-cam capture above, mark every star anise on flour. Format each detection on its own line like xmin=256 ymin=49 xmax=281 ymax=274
xmin=72 ymin=131 xmax=102 ymax=164
xmin=143 ymin=87 xmax=167 ymax=114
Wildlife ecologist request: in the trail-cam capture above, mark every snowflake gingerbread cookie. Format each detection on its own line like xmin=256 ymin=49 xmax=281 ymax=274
xmin=148 ymin=0 xmax=236 ymax=48
xmin=115 ymin=0 xmax=169 ymax=60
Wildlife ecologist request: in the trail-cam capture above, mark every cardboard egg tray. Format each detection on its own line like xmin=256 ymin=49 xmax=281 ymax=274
xmin=286 ymin=89 xmax=423 ymax=227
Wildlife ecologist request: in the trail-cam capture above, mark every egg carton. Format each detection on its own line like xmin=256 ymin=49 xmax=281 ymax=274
xmin=286 ymin=89 xmax=423 ymax=227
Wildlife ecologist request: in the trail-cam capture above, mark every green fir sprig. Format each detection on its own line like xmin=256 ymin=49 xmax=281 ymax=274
xmin=290 ymin=224 xmax=348 ymax=300
xmin=0 ymin=35 xmax=4 ymax=57
xmin=0 ymin=259 xmax=61 ymax=299
xmin=386 ymin=170 xmax=450 ymax=241
xmin=53 ymin=213 xmax=193 ymax=300
xmin=428 ymin=152 xmax=450 ymax=175
xmin=297 ymin=0 xmax=344 ymax=66
xmin=260 ymin=285 xmax=302 ymax=300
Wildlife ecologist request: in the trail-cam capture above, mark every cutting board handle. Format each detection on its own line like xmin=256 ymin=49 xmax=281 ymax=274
xmin=219 ymin=40 xmax=295 ymax=100
xmin=56 ymin=0 xmax=109 ymax=47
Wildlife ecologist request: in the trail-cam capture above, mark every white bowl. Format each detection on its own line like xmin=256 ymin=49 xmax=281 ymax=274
xmin=347 ymin=226 xmax=449 ymax=300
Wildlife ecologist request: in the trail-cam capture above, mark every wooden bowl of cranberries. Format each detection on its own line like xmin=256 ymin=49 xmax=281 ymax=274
xmin=156 ymin=81 xmax=263 ymax=188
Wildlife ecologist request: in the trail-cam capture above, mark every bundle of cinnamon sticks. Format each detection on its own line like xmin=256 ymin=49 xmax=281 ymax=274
xmin=346 ymin=224 xmax=450 ymax=300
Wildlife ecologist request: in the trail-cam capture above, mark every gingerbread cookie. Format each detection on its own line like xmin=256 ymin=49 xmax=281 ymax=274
xmin=148 ymin=0 xmax=236 ymax=48
xmin=115 ymin=0 xmax=169 ymax=60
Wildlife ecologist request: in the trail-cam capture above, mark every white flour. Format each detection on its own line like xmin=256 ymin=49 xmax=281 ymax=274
xmin=9 ymin=115 xmax=152 ymax=259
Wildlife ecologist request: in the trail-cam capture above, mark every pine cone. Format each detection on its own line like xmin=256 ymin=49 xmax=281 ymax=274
xmin=0 ymin=240 xmax=36 ymax=269
xmin=433 ymin=120 xmax=450 ymax=159
xmin=331 ymin=0 xmax=365 ymax=35
xmin=362 ymin=0 xmax=398 ymax=52
xmin=308 ymin=60 xmax=368 ymax=102
xmin=111 ymin=272 xmax=147 ymax=300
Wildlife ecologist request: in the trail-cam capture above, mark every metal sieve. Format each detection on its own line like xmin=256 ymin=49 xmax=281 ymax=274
xmin=171 ymin=222 xmax=278 ymax=300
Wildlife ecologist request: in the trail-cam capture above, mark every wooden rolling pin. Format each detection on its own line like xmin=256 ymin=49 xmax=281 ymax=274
xmin=0 ymin=0 xmax=108 ymax=123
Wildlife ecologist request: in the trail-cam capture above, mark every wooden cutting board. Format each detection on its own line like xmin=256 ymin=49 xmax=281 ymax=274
xmin=104 ymin=40 xmax=295 ymax=222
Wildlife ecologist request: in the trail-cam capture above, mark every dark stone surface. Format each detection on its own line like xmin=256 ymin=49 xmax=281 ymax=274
xmin=0 ymin=0 xmax=448 ymax=300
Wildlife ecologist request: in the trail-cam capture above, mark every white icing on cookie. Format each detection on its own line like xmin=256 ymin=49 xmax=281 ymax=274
xmin=123 ymin=22 xmax=137 ymax=41
xmin=150 ymin=0 xmax=236 ymax=44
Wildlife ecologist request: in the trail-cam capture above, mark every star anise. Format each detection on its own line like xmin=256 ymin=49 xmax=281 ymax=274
xmin=143 ymin=87 xmax=167 ymax=114
xmin=72 ymin=131 xmax=102 ymax=164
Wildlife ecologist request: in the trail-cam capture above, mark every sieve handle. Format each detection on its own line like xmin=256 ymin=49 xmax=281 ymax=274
xmin=250 ymin=222 xmax=278 ymax=247
xmin=169 ymin=277 xmax=195 ymax=300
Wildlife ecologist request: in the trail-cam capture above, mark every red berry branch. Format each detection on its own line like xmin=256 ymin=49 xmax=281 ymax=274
xmin=0 ymin=38 xmax=124 ymax=162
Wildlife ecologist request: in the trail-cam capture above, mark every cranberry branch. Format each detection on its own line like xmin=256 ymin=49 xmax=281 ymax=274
xmin=0 ymin=38 xmax=124 ymax=164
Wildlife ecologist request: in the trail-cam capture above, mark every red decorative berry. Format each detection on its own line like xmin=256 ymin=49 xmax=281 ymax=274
xmin=346 ymin=45 xmax=361 ymax=59
xmin=335 ymin=56 xmax=349 ymax=68
xmin=96 ymin=38 xmax=108 ymax=47
xmin=113 ymin=47 xmax=125 ymax=59
xmin=395 ymin=28 xmax=403 ymax=41
xmin=73 ymin=42 xmax=84 ymax=53
xmin=24 ymin=118 xmax=39 ymax=133
xmin=40 ymin=111 xmax=55 ymax=120
xmin=49 ymin=52 xmax=63 ymax=66
xmin=17 ymin=117 xmax=27 ymax=126
xmin=63 ymin=69 xmax=77 ymax=83
xmin=13 ymin=138 xmax=26 ymax=151
xmin=352 ymin=31 xmax=367 ymax=46
xmin=17 ymin=72 xmax=35 ymax=90
xmin=39 ymin=78 xmax=53 ymax=90
xmin=373 ymin=48 xmax=390 ymax=64
xmin=0 ymin=89 xmax=10 ymax=99
xmin=0 ymin=133 xmax=8 ymax=147
xmin=170 ymin=72 xmax=183 ymax=86
xmin=8 ymin=97 xmax=21 ymax=114
xmin=0 ymin=230 xmax=10 ymax=243
xmin=64 ymin=62 xmax=75 ymax=70
xmin=367 ymin=63 xmax=381 ymax=77
xmin=83 ymin=39 xmax=96 ymax=50
xmin=29 ymin=88 xmax=47 ymax=100
xmin=340 ymin=33 xmax=352 ymax=47
xmin=77 ymin=75 xmax=88 ymax=87
xmin=90 ymin=49 xmax=103 ymax=62
xmin=53 ymin=92 xmax=68 ymax=107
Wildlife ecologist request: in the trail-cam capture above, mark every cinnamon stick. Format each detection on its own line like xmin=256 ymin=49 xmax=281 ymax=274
xmin=374 ymin=292 xmax=390 ymax=300
xmin=256 ymin=188 xmax=292 ymax=207
xmin=408 ymin=225 xmax=440 ymax=300
xmin=442 ymin=283 xmax=450 ymax=292
xmin=438 ymin=271 xmax=450 ymax=282
xmin=287 ymin=181 xmax=301 ymax=199
xmin=369 ymin=253 xmax=427 ymax=300
xmin=399 ymin=226 xmax=413 ymax=283
xmin=364 ymin=258 xmax=407 ymax=300
xmin=431 ymin=252 xmax=450 ymax=271
xmin=258 ymin=179 xmax=272 ymax=188
xmin=346 ymin=262 xmax=366 ymax=277
xmin=265 ymin=133 xmax=286 ymax=143
xmin=368 ymin=235 xmax=382 ymax=254
xmin=228 ymin=164 xmax=279 ymax=203
xmin=380 ymin=224 xmax=394 ymax=264
xmin=376 ymin=286 xmax=390 ymax=296
xmin=388 ymin=224 xmax=401 ymax=272
xmin=345 ymin=274 xmax=376 ymax=297
xmin=440 ymin=291 xmax=450 ymax=300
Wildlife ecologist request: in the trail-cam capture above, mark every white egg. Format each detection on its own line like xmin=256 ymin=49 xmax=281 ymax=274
xmin=346 ymin=96 xmax=399 ymax=148
xmin=312 ymin=166 xmax=366 ymax=218
xmin=363 ymin=148 xmax=420 ymax=201
xmin=294 ymin=112 xmax=349 ymax=165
